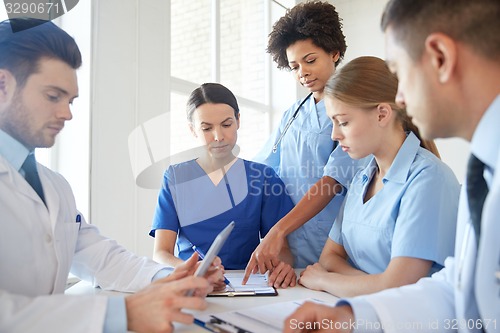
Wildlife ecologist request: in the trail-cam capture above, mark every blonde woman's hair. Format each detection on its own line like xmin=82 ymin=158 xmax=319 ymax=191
xmin=325 ymin=56 xmax=440 ymax=158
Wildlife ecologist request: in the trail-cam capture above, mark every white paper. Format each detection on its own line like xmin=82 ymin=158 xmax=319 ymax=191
xmin=210 ymin=272 xmax=276 ymax=294
xmin=209 ymin=298 xmax=336 ymax=333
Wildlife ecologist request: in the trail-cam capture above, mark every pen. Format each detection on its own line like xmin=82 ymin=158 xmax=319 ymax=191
xmin=193 ymin=318 xmax=206 ymax=329
xmin=210 ymin=316 xmax=252 ymax=333
xmin=76 ymin=214 xmax=81 ymax=230
xmin=194 ymin=318 xmax=231 ymax=333
xmin=192 ymin=245 xmax=235 ymax=290
xmin=193 ymin=318 xmax=217 ymax=333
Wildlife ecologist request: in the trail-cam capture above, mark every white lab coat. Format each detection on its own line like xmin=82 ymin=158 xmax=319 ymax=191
xmin=354 ymin=97 xmax=500 ymax=333
xmin=0 ymin=156 xmax=166 ymax=333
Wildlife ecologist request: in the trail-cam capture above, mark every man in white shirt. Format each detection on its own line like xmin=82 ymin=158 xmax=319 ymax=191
xmin=0 ymin=18 xmax=220 ymax=333
xmin=284 ymin=0 xmax=500 ymax=332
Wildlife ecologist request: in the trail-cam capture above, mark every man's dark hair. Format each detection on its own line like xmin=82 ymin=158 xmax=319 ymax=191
xmin=0 ymin=18 xmax=82 ymax=87
xmin=267 ymin=1 xmax=346 ymax=70
xmin=381 ymin=0 xmax=500 ymax=61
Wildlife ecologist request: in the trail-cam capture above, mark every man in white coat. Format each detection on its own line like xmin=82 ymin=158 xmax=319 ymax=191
xmin=283 ymin=0 xmax=500 ymax=332
xmin=0 ymin=18 xmax=221 ymax=333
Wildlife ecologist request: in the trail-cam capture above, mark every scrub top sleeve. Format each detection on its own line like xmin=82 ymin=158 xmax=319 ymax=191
xmin=323 ymin=145 xmax=367 ymax=190
xmin=391 ymin=165 xmax=459 ymax=265
xmin=328 ymin=220 xmax=343 ymax=245
xmin=150 ymin=167 xmax=181 ymax=237
xmin=328 ymin=196 xmax=347 ymax=245
xmin=259 ymin=167 xmax=294 ymax=237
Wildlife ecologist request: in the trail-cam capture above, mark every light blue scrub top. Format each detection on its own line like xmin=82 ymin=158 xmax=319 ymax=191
xmin=330 ymin=132 xmax=460 ymax=275
xmin=255 ymin=97 xmax=364 ymax=267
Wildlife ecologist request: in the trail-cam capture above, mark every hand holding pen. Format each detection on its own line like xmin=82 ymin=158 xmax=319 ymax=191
xmin=192 ymin=245 xmax=235 ymax=291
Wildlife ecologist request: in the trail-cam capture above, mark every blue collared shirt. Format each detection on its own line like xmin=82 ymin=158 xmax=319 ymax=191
xmin=0 ymin=129 xmax=29 ymax=171
xmin=330 ymin=132 xmax=460 ymax=274
xmin=470 ymin=96 xmax=500 ymax=183
xmin=468 ymin=95 xmax=500 ymax=323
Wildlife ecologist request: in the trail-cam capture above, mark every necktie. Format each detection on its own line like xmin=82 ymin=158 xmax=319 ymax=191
xmin=22 ymin=153 xmax=46 ymax=205
xmin=466 ymin=154 xmax=489 ymax=246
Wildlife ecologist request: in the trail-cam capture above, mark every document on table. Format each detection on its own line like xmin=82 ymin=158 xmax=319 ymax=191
xmin=208 ymin=272 xmax=277 ymax=297
xmin=197 ymin=298 xmax=335 ymax=333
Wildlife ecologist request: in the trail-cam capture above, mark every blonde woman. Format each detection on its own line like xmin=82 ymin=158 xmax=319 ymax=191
xmin=299 ymin=56 xmax=460 ymax=297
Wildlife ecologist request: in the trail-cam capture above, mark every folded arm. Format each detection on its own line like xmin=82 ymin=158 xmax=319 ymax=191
xmin=300 ymin=239 xmax=432 ymax=297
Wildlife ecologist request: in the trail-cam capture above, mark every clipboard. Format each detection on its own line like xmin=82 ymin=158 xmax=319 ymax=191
xmin=207 ymin=272 xmax=278 ymax=297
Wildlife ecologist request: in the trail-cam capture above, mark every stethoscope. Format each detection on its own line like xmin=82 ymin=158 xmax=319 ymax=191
xmin=272 ymin=92 xmax=313 ymax=153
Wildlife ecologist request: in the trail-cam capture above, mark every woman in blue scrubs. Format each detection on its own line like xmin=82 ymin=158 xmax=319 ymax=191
xmin=298 ymin=56 xmax=461 ymax=297
xmin=244 ymin=2 xmax=364 ymax=280
xmin=150 ymin=83 xmax=296 ymax=287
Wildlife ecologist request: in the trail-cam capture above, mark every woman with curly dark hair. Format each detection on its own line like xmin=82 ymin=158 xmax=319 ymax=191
xmin=244 ymin=1 xmax=366 ymax=285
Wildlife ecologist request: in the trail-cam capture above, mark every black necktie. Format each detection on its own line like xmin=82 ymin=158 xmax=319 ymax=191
xmin=466 ymin=154 xmax=488 ymax=246
xmin=22 ymin=153 xmax=46 ymax=205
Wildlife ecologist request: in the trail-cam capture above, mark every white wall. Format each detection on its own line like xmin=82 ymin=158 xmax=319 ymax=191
xmin=90 ymin=0 xmax=170 ymax=256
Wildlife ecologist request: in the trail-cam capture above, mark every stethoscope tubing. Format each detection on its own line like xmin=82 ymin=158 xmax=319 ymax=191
xmin=272 ymin=92 xmax=313 ymax=153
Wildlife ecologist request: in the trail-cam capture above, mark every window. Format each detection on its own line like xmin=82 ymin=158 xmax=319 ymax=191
xmin=169 ymin=0 xmax=279 ymax=160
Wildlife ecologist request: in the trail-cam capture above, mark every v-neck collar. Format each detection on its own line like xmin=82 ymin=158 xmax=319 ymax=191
xmin=194 ymin=157 xmax=240 ymax=186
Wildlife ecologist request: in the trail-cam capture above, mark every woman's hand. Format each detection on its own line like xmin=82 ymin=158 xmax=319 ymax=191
xmin=243 ymin=229 xmax=284 ymax=284
xmin=268 ymin=261 xmax=297 ymax=288
xmin=299 ymin=263 xmax=329 ymax=291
